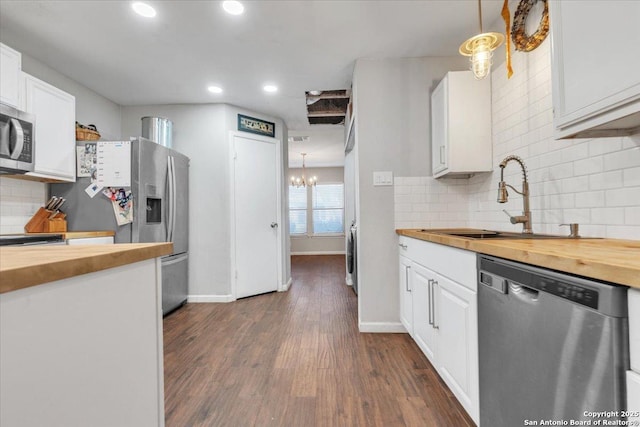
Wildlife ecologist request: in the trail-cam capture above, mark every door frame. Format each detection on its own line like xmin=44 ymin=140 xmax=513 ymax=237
xmin=228 ymin=131 xmax=283 ymax=301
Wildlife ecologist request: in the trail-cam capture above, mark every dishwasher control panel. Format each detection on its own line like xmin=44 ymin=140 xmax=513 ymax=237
xmin=538 ymin=279 xmax=599 ymax=309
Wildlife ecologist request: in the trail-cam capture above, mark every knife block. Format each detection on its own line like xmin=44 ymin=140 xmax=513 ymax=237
xmin=24 ymin=208 xmax=67 ymax=233
xmin=44 ymin=218 xmax=67 ymax=233
xmin=24 ymin=207 xmax=51 ymax=233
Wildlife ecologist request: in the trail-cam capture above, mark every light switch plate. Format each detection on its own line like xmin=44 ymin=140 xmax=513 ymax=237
xmin=373 ymin=171 xmax=393 ymax=186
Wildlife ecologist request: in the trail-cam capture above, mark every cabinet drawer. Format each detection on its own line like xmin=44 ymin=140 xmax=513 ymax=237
xmin=399 ymin=237 xmax=476 ymax=291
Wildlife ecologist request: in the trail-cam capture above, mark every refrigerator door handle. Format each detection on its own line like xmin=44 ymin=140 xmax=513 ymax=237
xmin=170 ymin=156 xmax=177 ymax=243
xmin=167 ymin=155 xmax=174 ymax=242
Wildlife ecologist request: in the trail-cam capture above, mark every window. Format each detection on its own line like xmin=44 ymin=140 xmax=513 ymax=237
xmin=289 ymin=186 xmax=307 ymax=234
xmin=312 ymin=183 xmax=344 ymax=234
xmin=288 ymin=183 xmax=344 ymax=235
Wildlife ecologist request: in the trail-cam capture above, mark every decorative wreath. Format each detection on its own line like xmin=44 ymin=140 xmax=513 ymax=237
xmin=511 ymin=0 xmax=550 ymax=52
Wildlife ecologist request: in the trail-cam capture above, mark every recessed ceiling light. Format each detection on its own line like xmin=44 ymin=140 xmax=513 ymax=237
xmin=208 ymin=86 xmax=223 ymax=94
xmin=222 ymin=1 xmax=244 ymax=15
xmin=263 ymin=84 xmax=278 ymax=93
xmin=131 ymin=2 xmax=156 ymax=18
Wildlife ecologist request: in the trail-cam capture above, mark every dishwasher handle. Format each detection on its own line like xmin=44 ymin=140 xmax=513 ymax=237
xmin=509 ymin=282 xmax=539 ymax=302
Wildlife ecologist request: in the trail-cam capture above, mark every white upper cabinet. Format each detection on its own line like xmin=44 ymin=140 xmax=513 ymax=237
xmin=0 ymin=43 xmax=22 ymax=108
xmin=550 ymin=1 xmax=640 ymax=139
xmin=431 ymin=71 xmax=492 ymax=179
xmin=22 ymin=73 xmax=76 ymax=182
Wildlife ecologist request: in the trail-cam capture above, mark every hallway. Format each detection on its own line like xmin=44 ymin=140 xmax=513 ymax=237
xmin=163 ymin=255 xmax=474 ymax=426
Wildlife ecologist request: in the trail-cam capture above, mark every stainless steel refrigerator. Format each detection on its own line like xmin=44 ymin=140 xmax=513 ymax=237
xmin=52 ymin=138 xmax=189 ymax=315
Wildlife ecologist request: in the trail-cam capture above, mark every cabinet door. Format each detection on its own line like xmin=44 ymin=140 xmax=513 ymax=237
xmin=0 ymin=43 xmax=21 ymax=108
xmin=628 ymin=371 xmax=640 ymax=417
xmin=551 ymin=1 xmax=640 ymax=138
xmin=431 ymin=75 xmax=447 ymax=176
xmin=23 ymin=73 xmax=76 ymax=182
xmin=411 ymin=262 xmax=437 ymax=364
xmin=434 ymin=273 xmax=479 ymax=423
xmin=399 ymin=255 xmax=413 ymax=337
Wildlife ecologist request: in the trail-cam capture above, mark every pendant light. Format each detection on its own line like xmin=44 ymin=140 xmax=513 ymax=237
xmin=290 ymin=153 xmax=317 ymax=188
xmin=459 ymin=0 xmax=505 ymax=80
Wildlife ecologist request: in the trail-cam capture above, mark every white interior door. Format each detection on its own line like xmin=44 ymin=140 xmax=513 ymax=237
xmin=231 ymin=133 xmax=281 ymax=299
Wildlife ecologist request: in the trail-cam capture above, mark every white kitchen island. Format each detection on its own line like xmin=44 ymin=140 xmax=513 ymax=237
xmin=0 ymin=243 xmax=172 ymax=427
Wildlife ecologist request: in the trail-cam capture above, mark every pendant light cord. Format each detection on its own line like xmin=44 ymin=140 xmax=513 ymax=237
xmin=478 ymin=0 xmax=483 ymax=32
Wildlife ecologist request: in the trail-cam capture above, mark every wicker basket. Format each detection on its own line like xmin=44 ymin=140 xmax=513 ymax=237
xmin=76 ymin=127 xmax=100 ymax=141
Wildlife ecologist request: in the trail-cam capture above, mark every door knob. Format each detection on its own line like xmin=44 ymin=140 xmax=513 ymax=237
xmin=270 ymin=222 xmax=278 ymax=228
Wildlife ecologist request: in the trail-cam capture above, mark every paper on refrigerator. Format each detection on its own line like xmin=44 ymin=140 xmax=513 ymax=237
xmin=102 ymin=187 xmax=133 ymax=226
xmin=96 ymin=141 xmax=131 ymax=187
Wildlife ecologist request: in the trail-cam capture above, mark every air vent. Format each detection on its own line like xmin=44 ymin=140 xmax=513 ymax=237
xmin=306 ymin=89 xmax=350 ymax=125
xmin=288 ymin=136 xmax=310 ymax=143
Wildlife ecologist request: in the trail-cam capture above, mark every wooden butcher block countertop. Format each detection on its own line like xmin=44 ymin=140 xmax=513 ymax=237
xmin=397 ymin=228 xmax=640 ymax=289
xmin=0 ymin=243 xmax=172 ymax=294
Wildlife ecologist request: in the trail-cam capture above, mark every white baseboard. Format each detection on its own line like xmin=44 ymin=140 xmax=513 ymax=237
xmin=290 ymin=251 xmax=346 ymax=255
xmin=187 ymin=294 xmax=234 ymax=303
xmin=280 ymin=277 xmax=292 ymax=292
xmin=358 ymin=322 xmax=407 ymax=333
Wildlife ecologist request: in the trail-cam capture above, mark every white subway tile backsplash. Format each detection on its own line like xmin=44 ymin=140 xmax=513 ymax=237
xmin=0 ymin=177 xmax=47 ymax=234
xmin=604 ymin=226 xmax=640 ymax=240
xmin=603 ymin=148 xmax=640 ymax=171
xmin=561 ymin=176 xmax=589 ymax=193
xmin=589 ymin=171 xmax=623 ymax=190
xmin=624 ymin=167 xmax=640 ymax=187
xmin=575 ymin=191 xmax=605 ymax=208
xmin=591 ymin=208 xmax=625 ymax=225
xmin=573 ymin=157 xmax=604 ymax=176
xmin=625 ymin=207 xmax=640 ymax=225
xmin=606 ymin=187 xmax=640 ymax=207
xmin=589 ymin=138 xmax=622 ymax=156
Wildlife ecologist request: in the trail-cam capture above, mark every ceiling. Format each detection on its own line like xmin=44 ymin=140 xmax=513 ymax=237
xmin=0 ymin=0 xmax=505 ymax=167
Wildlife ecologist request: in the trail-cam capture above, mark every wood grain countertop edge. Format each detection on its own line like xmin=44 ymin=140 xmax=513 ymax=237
xmin=0 ymin=243 xmax=173 ymax=294
xmin=25 ymin=231 xmax=116 ymax=239
xmin=396 ymin=228 xmax=640 ymax=289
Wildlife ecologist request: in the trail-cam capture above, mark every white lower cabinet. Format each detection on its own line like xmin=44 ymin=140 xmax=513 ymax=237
xmin=434 ymin=272 xmax=478 ymax=416
xmin=412 ymin=262 xmax=437 ymax=364
xmin=398 ymin=236 xmax=479 ymax=423
xmin=399 ymin=254 xmax=414 ymax=337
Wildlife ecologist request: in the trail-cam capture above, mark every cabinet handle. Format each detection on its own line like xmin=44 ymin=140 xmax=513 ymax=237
xmin=405 ymin=266 xmax=411 ymax=292
xmin=399 ymin=243 xmax=407 ymax=250
xmin=428 ymin=279 xmax=434 ymax=326
xmin=439 ymin=146 xmax=445 ymax=165
xmin=432 ymin=280 xmax=439 ymax=330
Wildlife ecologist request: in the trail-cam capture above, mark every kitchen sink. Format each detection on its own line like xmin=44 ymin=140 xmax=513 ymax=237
xmin=423 ymin=229 xmax=586 ymax=240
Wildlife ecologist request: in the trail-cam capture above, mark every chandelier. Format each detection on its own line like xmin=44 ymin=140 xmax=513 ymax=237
xmin=459 ymin=0 xmax=505 ymax=80
xmin=290 ymin=153 xmax=317 ymax=188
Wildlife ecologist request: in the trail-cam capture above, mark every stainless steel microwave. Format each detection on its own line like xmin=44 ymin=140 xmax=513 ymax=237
xmin=0 ymin=103 xmax=35 ymax=174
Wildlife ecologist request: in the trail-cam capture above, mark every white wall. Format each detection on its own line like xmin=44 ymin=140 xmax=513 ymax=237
xmin=121 ymin=104 xmax=289 ymax=299
xmin=289 ymin=166 xmax=345 ymax=254
xmin=0 ymin=50 xmax=122 ymax=234
xmin=394 ymin=38 xmax=640 ymax=240
xmin=353 ymin=56 xmax=467 ymax=331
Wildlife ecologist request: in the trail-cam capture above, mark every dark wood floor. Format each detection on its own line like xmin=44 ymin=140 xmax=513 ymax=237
xmin=163 ymin=255 xmax=475 ymax=427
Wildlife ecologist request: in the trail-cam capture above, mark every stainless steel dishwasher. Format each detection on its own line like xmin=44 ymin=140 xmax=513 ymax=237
xmin=478 ymin=254 xmax=629 ymax=426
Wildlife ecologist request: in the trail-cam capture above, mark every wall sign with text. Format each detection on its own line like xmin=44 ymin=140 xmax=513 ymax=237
xmin=237 ymin=114 xmax=275 ymax=137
